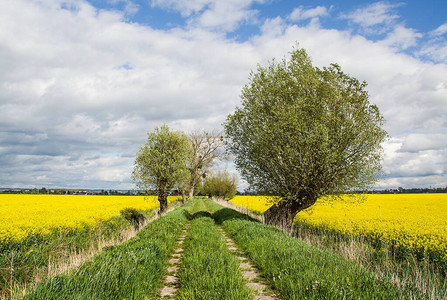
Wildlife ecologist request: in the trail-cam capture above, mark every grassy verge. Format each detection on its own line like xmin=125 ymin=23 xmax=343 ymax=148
xmin=293 ymin=221 xmax=447 ymax=299
xmin=207 ymin=199 xmax=419 ymax=299
xmin=1 ymin=212 xmax=138 ymax=299
xmin=177 ymin=198 xmax=252 ymax=300
xmin=21 ymin=202 xmax=191 ymax=299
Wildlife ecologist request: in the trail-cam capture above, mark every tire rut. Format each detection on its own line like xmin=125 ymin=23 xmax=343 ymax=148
xmin=159 ymin=222 xmax=189 ymax=299
xmin=217 ymin=227 xmax=279 ymax=300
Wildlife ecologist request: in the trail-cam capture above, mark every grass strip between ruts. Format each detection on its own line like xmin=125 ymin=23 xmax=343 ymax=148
xmin=22 ymin=202 xmax=192 ymax=300
xmin=177 ymin=198 xmax=252 ymax=300
xmin=207 ymin=199 xmax=419 ymax=300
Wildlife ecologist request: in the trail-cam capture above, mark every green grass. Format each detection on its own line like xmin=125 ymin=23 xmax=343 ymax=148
xmin=1 ymin=213 xmax=135 ymax=299
xmin=177 ymin=198 xmax=252 ymax=300
xmin=207 ymin=199 xmax=420 ymax=300
xmin=22 ymin=203 xmax=192 ymax=299
xmin=293 ymin=220 xmax=446 ymax=299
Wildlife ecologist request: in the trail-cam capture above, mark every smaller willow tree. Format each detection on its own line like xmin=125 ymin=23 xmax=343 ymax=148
xmin=132 ymin=125 xmax=191 ymax=214
xmin=224 ymin=46 xmax=388 ymax=233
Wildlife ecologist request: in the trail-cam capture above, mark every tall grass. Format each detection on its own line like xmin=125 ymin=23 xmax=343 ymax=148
xmin=226 ymin=195 xmax=447 ymax=299
xmin=21 ymin=202 xmax=192 ymax=299
xmin=208 ymin=199 xmax=419 ymax=299
xmin=294 ymin=221 xmax=447 ymax=300
xmin=1 ymin=213 xmax=132 ymax=299
xmin=1 ymin=198 xmax=185 ymax=299
xmin=177 ymin=198 xmax=252 ymax=299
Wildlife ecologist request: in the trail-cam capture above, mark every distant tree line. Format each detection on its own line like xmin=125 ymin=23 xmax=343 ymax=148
xmin=0 ymin=188 xmax=145 ymax=195
xmin=2 ymin=186 xmax=446 ymax=196
xmin=368 ymin=187 xmax=447 ymax=194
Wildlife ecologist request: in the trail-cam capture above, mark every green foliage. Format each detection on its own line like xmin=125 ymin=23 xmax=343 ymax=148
xmin=224 ymin=46 xmax=387 ymax=206
xmin=133 ymin=125 xmax=191 ymax=191
xmin=132 ymin=125 xmax=192 ymax=211
xmin=24 ymin=204 xmax=192 ymax=299
xmin=120 ymin=207 xmax=146 ymax=229
xmin=203 ymin=170 xmax=237 ymax=200
xmin=193 ymin=179 xmax=204 ymax=196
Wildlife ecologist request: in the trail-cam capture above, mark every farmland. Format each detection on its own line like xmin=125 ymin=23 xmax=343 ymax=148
xmin=0 ymin=194 xmax=181 ymax=244
xmin=230 ymin=194 xmax=447 ymax=298
xmin=22 ymin=198 xmax=415 ymax=299
xmin=294 ymin=194 xmax=447 ymax=265
xmin=2 ymin=195 xmax=446 ymax=299
xmin=230 ymin=194 xmax=447 ymax=265
xmin=0 ymin=194 xmax=181 ymax=298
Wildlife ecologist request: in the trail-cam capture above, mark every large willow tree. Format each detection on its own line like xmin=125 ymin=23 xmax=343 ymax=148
xmin=224 ymin=47 xmax=387 ymax=233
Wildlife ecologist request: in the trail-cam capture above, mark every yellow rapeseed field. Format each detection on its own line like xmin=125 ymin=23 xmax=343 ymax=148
xmin=230 ymin=194 xmax=447 ymax=261
xmin=230 ymin=195 xmax=278 ymax=214
xmin=0 ymin=194 xmax=181 ymax=243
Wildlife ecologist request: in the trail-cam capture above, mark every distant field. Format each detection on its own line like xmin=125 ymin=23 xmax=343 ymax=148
xmin=230 ymin=194 xmax=447 ymax=264
xmin=229 ymin=195 xmax=278 ymax=214
xmin=0 ymin=194 xmax=181 ymax=243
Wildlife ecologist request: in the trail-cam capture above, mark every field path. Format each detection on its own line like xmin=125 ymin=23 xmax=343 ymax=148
xmin=160 ymin=222 xmax=190 ymax=298
xmin=217 ymin=227 xmax=278 ymax=300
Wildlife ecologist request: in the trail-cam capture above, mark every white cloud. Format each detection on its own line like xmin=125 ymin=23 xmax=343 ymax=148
xmin=1 ymin=0 xmax=446 ymax=190
xmin=151 ymin=0 xmax=263 ymax=32
xmin=376 ymin=175 xmax=446 ymax=189
xmin=289 ymin=5 xmax=329 ymax=22
xmin=150 ymin=0 xmax=210 ymax=17
xmin=192 ymin=1 xmax=260 ymax=32
xmin=340 ymin=1 xmax=403 ymax=34
xmin=0 ymin=0 xmax=261 ymax=188
xmin=417 ymin=43 xmax=447 ymax=63
xmin=430 ymin=23 xmax=447 ymax=36
xmin=380 ymin=24 xmax=422 ymax=50
xmin=417 ymin=24 xmax=447 ymax=63
xmin=399 ymin=134 xmax=447 ymax=153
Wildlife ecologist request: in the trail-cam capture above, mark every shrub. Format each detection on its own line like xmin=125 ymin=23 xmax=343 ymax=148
xmin=203 ymin=170 xmax=237 ymax=200
xmin=120 ymin=208 xmax=146 ymax=229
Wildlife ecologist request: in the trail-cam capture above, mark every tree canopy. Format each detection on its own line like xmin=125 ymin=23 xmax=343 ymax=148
xmin=132 ymin=125 xmax=191 ymax=213
xmin=224 ymin=46 xmax=388 ymax=232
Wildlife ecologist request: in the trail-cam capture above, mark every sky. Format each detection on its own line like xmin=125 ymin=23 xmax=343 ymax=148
xmin=1 ymin=0 xmax=446 ymax=190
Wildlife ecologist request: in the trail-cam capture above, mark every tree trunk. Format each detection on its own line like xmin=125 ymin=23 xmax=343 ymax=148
xmin=158 ymin=188 xmax=169 ymax=215
xmin=188 ymin=186 xmax=194 ymax=198
xmin=263 ymin=200 xmax=305 ymax=234
xmin=181 ymin=190 xmax=187 ymax=204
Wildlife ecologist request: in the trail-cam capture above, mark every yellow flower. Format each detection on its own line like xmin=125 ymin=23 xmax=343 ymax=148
xmin=230 ymin=194 xmax=447 ymax=261
xmin=0 ymin=194 xmax=181 ymax=243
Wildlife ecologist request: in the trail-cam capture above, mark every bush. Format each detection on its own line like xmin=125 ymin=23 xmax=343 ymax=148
xmin=120 ymin=208 xmax=146 ymax=229
xmin=203 ymin=170 xmax=237 ymax=200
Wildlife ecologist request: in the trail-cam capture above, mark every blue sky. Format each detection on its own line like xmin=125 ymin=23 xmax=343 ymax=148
xmin=87 ymin=0 xmax=447 ymax=52
xmin=0 ymin=0 xmax=446 ymax=190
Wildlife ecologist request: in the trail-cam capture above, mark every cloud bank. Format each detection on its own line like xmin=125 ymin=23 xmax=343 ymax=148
xmin=0 ymin=0 xmax=446 ymax=189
